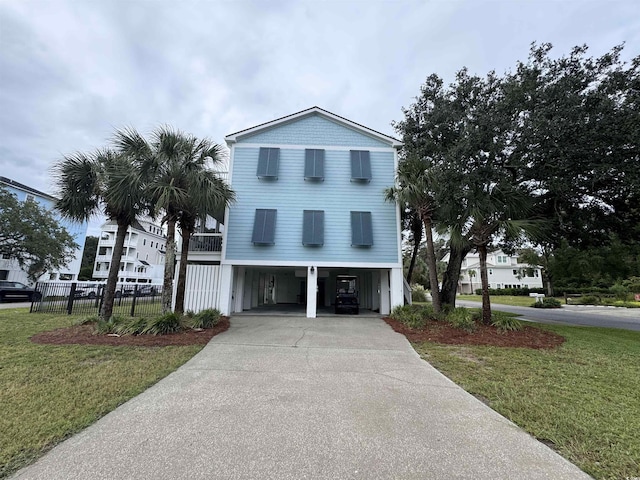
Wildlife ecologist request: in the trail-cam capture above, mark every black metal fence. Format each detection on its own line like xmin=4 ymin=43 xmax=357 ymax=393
xmin=31 ymin=282 xmax=165 ymax=317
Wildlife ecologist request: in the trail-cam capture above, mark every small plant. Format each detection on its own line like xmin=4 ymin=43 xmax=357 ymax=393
xmin=532 ymin=298 xmax=562 ymax=309
xmin=446 ymin=307 xmax=476 ymax=332
xmin=183 ymin=310 xmax=196 ymax=318
xmin=75 ymin=315 xmax=99 ymax=326
xmin=491 ymin=311 xmax=523 ymax=332
xmin=95 ymin=315 xmax=128 ymax=335
xmin=410 ymin=284 xmax=428 ymax=302
xmin=142 ymin=312 xmax=183 ymax=335
xmin=390 ymin=304 xmax=427 ymax=329
xmin=114 ymin=317 xmax=148 ymax=335
xmin=191 ymin=309 xmax=221 ymax=329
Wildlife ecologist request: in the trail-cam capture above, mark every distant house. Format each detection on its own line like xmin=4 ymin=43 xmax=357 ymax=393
xmin=93 ymin=219 xmax=166 ymax=284
xmin=180 ymin=106 xmax=407 ymax=317
xmin=0 ymin=176 xmax=87 ymax=284
xmin=452 ymin=249 xmax=543 ymax=294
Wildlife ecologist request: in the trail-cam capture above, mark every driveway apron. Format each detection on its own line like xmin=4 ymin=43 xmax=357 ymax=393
xmin=13 ymin=315 xmax=590 ymax=479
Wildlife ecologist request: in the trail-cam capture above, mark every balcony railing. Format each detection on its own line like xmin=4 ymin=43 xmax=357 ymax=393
xmin=188 ymin=233 xmax=222 ymax=252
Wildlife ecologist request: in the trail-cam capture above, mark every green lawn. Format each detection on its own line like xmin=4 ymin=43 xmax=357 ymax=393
xmin=413 ymin=325 xmax=640 ymax=479
xmin=457 ymin=294 xmax=563 ymax=307
xmin=0 ymin=308 xmax=205 ymax=478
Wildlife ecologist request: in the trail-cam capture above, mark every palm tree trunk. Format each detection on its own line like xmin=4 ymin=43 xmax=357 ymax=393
xmin=440 ymin=243 xmax=471 ymax=308
xmin=422 ymin=216 xmax=442 ymax=313
xmin=101 ymin=221 xmax=128 ymax=319
xmin=406 ymin=214 xmax=422 ymax=285
xmin=162 ymin=218 xmax=176 ymax=313
xmin=478 ymin=245 xmax=492 ymax=324
xmin=174 ymin=227 xmax=191 ymax=315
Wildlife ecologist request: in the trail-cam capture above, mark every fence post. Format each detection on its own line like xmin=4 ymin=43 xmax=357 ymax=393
xmin=130 ymin=285 xmax=138 ymax=317
xmin=67 ymin=283 xmax=77 ymax=315
xmin=98 ymin=285 xmax=104 ymax=315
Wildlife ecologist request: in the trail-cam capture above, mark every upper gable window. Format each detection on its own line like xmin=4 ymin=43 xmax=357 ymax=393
xmin=252 ymin=209 xmax=277 ymax=245
xmin=351 ymin=211 xmax=373 ymax=247
xmin=304 ymin=149 xmax=324 ymax=181
xmin=350 ymin=150 xmax=371 ymax=182
xmin=257 ymin=148 xmax=280 ymax=179
xmin=302 ymin=210 xmax=324 ymax=246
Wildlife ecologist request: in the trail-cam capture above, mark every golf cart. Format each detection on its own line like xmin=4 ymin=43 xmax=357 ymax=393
xmin=335 ymin=275 xmax=359 ymax=314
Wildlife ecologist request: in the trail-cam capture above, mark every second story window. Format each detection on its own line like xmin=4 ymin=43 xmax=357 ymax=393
xmin=304 ymin=149 xmax=324 ymax=181
xmin=252 ymin=209 xmax=277 ymax=245
xmin=350 ymin=150 xmax=371 ymax=182
xmin=257 ymin=147 xmax=280 ymax=179
xmin=302 ymin=210 xmax=324 ymax=246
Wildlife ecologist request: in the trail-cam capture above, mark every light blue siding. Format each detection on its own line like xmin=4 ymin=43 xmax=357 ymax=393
xmin=225 ymin=146 xmax=399 ymax=264
xmin=237 ymin=114 xmax=391 ymax=148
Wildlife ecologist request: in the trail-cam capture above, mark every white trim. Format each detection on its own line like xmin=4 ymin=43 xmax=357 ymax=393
xmin=225 ymin=107 xmax=402 ymax=148
xmin=220 ymin=144 xmax=234 ymax=262
xmin=221 ymin=259 xmax=402 ymax=269
xmin=234 ymin=143 xmax=395 ymax=153
xmin=393 ymin=148 xmax=402 ymax=265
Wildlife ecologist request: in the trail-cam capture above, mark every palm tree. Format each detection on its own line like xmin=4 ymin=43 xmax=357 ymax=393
xmin=114 ymin=127 xmax=234 ymax=314
xmin=467 ymin=269 xmax=477 ymax=294
xmin=175 ymin=171 xmax=234 ymax=314
xmin=53 ymin=149 xmax=149 ymax=319
xmin=385 ymin=156 xmax=442 ymax=313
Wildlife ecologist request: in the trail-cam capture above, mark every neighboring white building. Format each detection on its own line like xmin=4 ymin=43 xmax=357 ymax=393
xmin=0 ymin=177 xmax=87 ymax=284
xmin=454 ymin=249 xmax=543 ymax=294
xmin=93 ymin=219 xmax=166 ymax=284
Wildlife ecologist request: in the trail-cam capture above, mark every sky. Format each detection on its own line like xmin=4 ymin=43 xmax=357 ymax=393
xmin=1 ymin=0 xmax=639 ymax=235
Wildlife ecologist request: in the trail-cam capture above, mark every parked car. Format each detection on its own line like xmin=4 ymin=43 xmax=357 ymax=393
xmin=0 ymin=281 xmax=42 ymax=303
xmin=73 ymin=285 xmax=101 ymax=299
xmin=115 ymin=285 xmax=158 ymax=298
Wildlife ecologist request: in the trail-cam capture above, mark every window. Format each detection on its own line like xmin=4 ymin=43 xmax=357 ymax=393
xmin=99 ymin=247 xmax=107 ymax=256
xmin=351 ymin=211 xmax=373 ymax=246
xmin=534 ymin=270 xmax=539 ymax=277
xmin=302 ymin=210 xmax=324 ymax=246
xmin=252 ymin=209 xmax=277 ymax=245
xmin=497 ymin=255 xmax=508 ymax=264
xmin=0 ymin=270 xmax=8 ymax=280
xmin=489 ymin=269 xmax=493 ymax=275
xmin=257 ymin=147 xmax=280 ymax=178
xmin=25 ymin=194 xmax=35 ymax=202
xmin=513 ymin=269 xmax=518 ymax=275
xmin=143 ymin=239 xmax=146 ymax=246
xmin=350 ymin=150 xmax=371 ymax=182
xmin=304 ymin=149 xmax=324 ymax=180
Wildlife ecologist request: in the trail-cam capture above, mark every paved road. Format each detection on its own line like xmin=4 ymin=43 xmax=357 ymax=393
xmin=0 ymin=301 xmax=32 ymax=310
xmin=13 ymin=315 xmax=589 ymax=480
xmin=456 ymin=299 xmax=640 ymax=331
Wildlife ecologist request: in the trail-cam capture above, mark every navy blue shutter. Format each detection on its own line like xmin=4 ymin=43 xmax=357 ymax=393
xmin=350 ymin=151 xmax=371 ymax=181
xmin=252 ymin=209 xmax=277 ymax=244
xmin=303 ymin=210 xmax=324 ymax=245
xmin=304 ymin=149 xmax=324 ymax=179
xmin=257 ymin=148 xmax=279 ymax=178
xmin=351 ymin=211 xmax=373 ymax=246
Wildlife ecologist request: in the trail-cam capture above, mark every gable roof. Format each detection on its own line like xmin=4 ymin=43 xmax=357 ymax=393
xmin=0 ymin=176 xmax=56 ymax=201
xmin=225 ymin=106 xmax=403 ymax=148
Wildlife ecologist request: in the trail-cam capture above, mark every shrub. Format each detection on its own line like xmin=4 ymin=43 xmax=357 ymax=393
xmin=75 ymin=315 xmax=99 ymax=326
xmin=114 ymin=317 xmax=148 ymax=335
xmin=491 ymin=311 xmax=523 ymax=331
xmin=95 ymin=315 xmax=128 ymax=335
xmin=579 ymin=295 xmax=601 ymax=305
xmin=610 ymin=282 xmax=630 ymax=302
xmin=532 ymin=298 xmax=562 ymax=308
xmin=191 ymin=308 xmax=221 ymax=329
xmin=446 ymin=307 xmax=476 ymax=332
xmin=390 ymin=305 xmax=426 ymax=329
xmin=410 ymin=284 xmax=428 ymax=302
xmin=142 ymin=312 xmax=183 ymax=335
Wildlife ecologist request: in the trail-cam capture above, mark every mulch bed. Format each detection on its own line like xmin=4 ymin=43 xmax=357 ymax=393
xmin=383 ymin=317 xmax=565 ymax=349
xmin=31 ymin=317 xmax=230 ymax=347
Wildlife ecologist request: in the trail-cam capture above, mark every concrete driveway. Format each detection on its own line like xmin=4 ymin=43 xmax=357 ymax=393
xmin=13 ymin=315 xmax=590 ymax=479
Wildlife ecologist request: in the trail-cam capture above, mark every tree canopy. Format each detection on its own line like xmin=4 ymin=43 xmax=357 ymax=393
xmin=0 ymin=188 xmax=78 ymax=283
xmin=394 ymin=42 xmax=639 ymax=308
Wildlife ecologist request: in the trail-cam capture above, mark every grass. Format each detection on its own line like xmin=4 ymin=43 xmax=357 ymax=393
xmin=412 ymin=325 xmax=640 ymax=479
xmin=0 ymin=308 xmax=206 ymax=478
xmin=457 ymin=294 xmax=564 ymax=307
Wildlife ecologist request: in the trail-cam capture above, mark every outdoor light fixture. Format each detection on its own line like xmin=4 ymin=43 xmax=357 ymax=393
xmin=310 ymin=266 xmax=315 ymax=273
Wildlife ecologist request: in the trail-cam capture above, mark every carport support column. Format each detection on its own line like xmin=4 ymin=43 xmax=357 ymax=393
xmin=389 ymin=267 xmax=404 ymax=311
xmin=306 ymin=266 xmax=317 ymax=318
xmin=380 ymin=269 xmax=390 ymax=315
xmin=219 ymin=264 xmax=234 ymax=316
